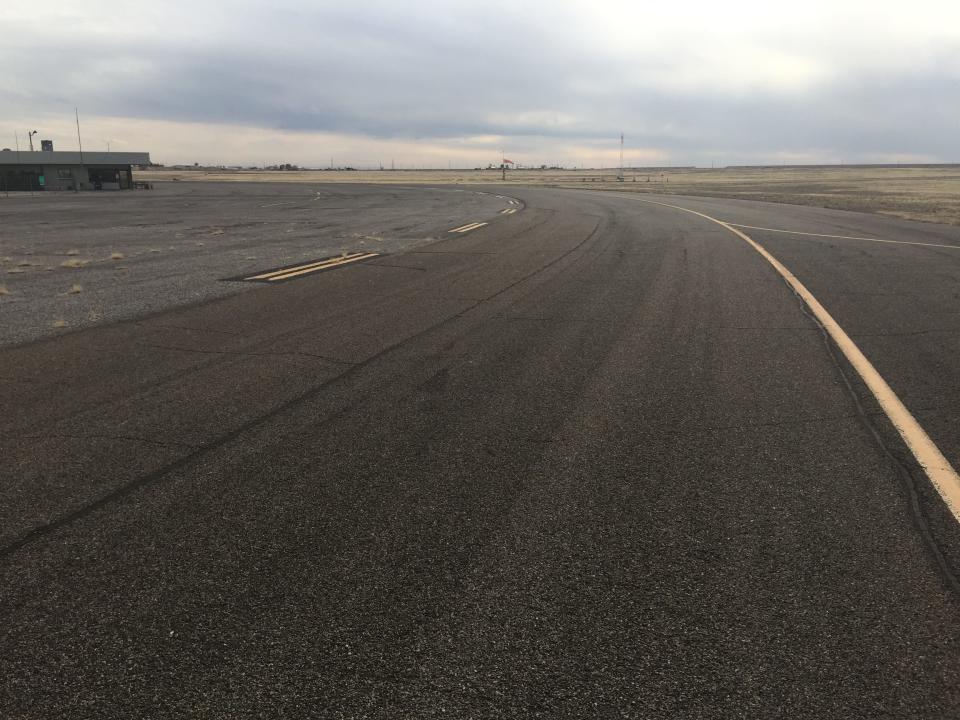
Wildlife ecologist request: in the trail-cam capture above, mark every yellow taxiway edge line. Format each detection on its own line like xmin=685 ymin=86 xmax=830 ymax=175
xmin=633 ymin=197 xmax=960 ymax=524
xmin=266 ymin=252 xmax=379 ymax=281
xmin=246 ymin=252 xmax=370 ymax=281
xmin=727 ymin=223 xmax=960 ymax=251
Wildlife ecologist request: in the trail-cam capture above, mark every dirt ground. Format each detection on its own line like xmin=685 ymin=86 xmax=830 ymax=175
xmin=135 ymin=165 xmax=960 ymax=226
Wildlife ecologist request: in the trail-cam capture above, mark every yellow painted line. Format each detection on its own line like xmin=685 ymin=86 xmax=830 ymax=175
xmin=265 ymin=252 xmax=378 ymax=281
xmin=632 ymin=197 xmax=960 ymax=524
xmin=246 ymin=253 xmax=367 ymax=280
xmin=245 ymin=252 xmax=373 ymax=281
xmin=259 ymin=200 xmax=299 ymax=208
xmin=726 ymin=223 xmax=960 ymax=251
xmin=448 ymin=222 xmax=487 ymax=233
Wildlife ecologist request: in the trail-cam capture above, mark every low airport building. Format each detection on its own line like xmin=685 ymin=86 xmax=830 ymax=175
xmin=0 ymin=148 xmax=151 ymax=191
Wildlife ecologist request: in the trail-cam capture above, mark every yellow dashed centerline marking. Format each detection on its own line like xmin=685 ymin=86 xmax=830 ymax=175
xmin=631 ymin=196 xmax=960 ymax=525
xmin=245 ymin=252 xmax=379 ymax=282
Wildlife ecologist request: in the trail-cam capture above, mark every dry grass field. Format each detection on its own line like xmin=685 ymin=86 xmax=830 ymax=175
xmin=136 ymin=165 xmax=960 ymax=226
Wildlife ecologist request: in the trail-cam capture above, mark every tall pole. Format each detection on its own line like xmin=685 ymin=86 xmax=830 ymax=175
xmin=75 ymin=109 xmax=84 ymax=192
xmin=619 ymin=132 xmax=624 ymax=180
xmin=75 ymin=108 xmax=84 ymax=163
xmin=12 ymin=131 xmax=20 ymax=194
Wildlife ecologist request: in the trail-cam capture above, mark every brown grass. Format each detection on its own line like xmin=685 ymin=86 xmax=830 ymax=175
xmin=52 ymin=319 xmax=68 ymax=328
xmin=110 ymin=251 xmax=125 ymax=260
xmin=0 ymin=284 xmax=9 ymax=295
xmin=67 ymin=284 xmax=83 ymax=294
xmin=137 ymin=165 xmax=960 ymax=226
xmin=61 ymin=258 xmax=90 ymax=268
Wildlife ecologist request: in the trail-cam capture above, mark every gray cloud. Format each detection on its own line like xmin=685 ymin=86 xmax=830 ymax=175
xmin=3 ymin=1 xmax=959 ymax=164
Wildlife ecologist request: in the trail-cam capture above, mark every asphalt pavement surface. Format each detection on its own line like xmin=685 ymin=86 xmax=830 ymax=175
xmin=0 ymin=183 xmax=508 ymax=346
xmin=2 ymin=184 xmax=960 ymax=718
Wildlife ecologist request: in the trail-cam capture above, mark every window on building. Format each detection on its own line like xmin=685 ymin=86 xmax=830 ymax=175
xmin=57 ymin=169 xmax=73 ymax=179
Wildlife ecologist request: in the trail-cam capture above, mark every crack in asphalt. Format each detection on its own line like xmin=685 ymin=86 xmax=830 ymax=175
xmin=138 ymin=323 xmax=244 ymax=336
xmin=2 ymin=432 xmax=200 ymax=451
xmin=140 ymin=343 xmax=357 ymax=366
xmin=793 ymin=289 xmax=960 ymax=595
xmin=851 ymin=327 xmax=960 ymax=338
xmin=362 ymin=262 xmax=428 ymax=272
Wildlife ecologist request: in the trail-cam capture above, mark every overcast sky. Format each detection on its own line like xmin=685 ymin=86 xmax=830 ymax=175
xmin=2 ymin=1 xmax=958 ymax=167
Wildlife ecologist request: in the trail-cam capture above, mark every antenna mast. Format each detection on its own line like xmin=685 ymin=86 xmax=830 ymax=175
xmin=619 ymin=132 xmax=624 ymax=181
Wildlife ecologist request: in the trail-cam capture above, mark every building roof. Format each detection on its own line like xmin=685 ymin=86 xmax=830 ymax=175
xmin=0 ymin=150 xmax=151 ymax=165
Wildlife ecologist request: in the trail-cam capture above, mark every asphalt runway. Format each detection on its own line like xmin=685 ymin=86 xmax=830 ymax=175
xmin=2 ymin=184 xmax=960 ymax=717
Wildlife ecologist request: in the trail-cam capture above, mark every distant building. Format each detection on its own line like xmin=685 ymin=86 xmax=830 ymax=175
xmin=0 ymin=148 xmax=151 ymax=191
